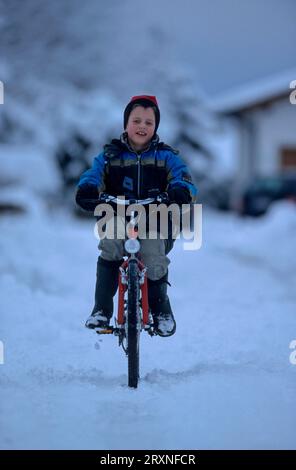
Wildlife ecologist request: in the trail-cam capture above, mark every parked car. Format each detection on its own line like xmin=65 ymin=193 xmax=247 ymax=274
xmin=238 ymin=175 xmax=296 ymax=216
xmin=197 ymin=177 xmax=234 ymax=212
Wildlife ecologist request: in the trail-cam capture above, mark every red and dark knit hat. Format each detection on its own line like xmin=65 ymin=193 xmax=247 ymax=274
xmin=123 ymin=95 xmax=160 ymax=133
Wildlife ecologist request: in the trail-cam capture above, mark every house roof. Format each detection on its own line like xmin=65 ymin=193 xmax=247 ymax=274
xmin=206 ymin=67 xmax=296 ymax=115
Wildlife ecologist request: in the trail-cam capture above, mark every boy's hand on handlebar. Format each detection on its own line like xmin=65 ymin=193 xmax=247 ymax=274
xmin=77 ymin=183 xmax=99 ymax=199
xmin=167 ymin=186 xmax=191 ymax=205
xmin=76 ymin=184 xmax=99 ymax=211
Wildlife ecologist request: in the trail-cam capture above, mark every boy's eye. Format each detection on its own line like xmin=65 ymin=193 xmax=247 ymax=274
xmin=133 ymin=119 xmax=153 ymax=126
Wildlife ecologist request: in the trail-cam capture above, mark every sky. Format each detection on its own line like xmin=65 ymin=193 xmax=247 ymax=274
xmin=2 ymin=0 xmax=296 ymax=102
xmin=114 ymin=0 xmax=296 ymax=98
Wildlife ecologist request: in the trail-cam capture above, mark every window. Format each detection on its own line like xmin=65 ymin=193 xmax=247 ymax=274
xmin=281 ymin=148 xmax=296 ymax=169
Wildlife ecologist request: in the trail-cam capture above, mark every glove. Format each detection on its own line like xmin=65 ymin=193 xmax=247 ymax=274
xmin=167 ymin=186 xmax=191 ymax=205
xmin=75 ymin=184 xmax=99 ymax=211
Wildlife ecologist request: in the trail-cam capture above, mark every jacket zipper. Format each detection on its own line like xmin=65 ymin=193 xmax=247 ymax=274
xmin=137 ymin=153 xmax=141 ymax=198
xmin=137 ymin=148 xmax=156 ymax=198
xmin=122 ymin=134 xmax=159 ymax=199
xmin=124 ymin=138 xmax=155 ymax=199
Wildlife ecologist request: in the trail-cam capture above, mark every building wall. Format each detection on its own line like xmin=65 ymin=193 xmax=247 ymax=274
xmin=253 ymin=98 xmax=296 ymax=175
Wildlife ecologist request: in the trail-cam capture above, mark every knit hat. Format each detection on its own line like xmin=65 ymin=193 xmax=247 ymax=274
xmin=123 ymin=95 xmax=160 ymax=133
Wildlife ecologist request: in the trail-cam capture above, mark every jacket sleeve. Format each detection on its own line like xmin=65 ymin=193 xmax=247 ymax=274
xmin=77 ymin=151 xmax=107 ymax=191
xmin=165 ymin=151 xmax=197 ymax=202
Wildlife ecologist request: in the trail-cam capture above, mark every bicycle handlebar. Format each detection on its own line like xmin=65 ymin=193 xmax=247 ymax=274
xmin=98 ymin=192 xmax=170 ymax=205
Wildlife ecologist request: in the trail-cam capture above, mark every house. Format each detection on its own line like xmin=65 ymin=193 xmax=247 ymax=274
xmin=206 ymin=68 xmax=296 ymax=201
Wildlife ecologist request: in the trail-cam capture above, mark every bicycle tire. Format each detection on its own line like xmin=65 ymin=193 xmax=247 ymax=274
xmin=127 ymin=259 xmax=140 ymax=388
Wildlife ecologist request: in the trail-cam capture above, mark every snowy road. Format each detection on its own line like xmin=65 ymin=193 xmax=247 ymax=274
xmin=0 ymin=203 xmax=295 ymax=449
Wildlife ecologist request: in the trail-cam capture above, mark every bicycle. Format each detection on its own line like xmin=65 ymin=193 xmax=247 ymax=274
xmin=92 ymin=191 xmax=170 ymax=388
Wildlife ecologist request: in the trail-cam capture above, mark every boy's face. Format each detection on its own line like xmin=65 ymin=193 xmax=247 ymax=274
xmin=125 ymin=106 xmax=156 ymax=151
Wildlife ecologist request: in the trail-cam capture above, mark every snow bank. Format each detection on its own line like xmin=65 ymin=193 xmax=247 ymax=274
xmin=219 ymin=201 xmax=296 ymax=280
xmin=0 ymin=144 xmax=61 ymax=215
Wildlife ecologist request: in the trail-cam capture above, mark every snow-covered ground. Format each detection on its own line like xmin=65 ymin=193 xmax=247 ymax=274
xmin=0 ymin=198 xmax=295 ymax=450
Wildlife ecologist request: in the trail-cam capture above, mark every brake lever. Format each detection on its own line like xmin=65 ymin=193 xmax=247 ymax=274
xmin=98 ymin=193 xmax=118 ymax=204
xmin=156 ymin=192 xmax=170 ymax=204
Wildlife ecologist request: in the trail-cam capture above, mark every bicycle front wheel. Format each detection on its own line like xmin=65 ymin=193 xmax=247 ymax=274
xmin=127 ymin=259 xmax=140 ymax=388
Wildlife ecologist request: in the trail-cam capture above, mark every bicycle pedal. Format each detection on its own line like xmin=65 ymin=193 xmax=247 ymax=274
xmin=95 ymin=328 xmax=113 ymax=335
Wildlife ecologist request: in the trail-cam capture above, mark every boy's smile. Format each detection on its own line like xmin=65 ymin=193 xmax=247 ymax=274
xmin=125 ymin=106 xmax=156 ymax=151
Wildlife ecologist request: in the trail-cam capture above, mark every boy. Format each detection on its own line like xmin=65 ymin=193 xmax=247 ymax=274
xmin=75 ymin=95 xmax=197 ymax=336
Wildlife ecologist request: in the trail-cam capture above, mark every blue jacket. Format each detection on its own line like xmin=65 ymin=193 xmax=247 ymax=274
xmin=77 ymin=133 xmax=197 ymax=201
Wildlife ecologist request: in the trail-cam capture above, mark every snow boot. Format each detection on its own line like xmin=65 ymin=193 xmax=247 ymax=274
xmin=85 ymin=257 xmax=123 ymax=329
xmin=85 ymin=311 xmax=111 ymax=330
xmin=148 ymin=272 xmax=176 ymax=337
